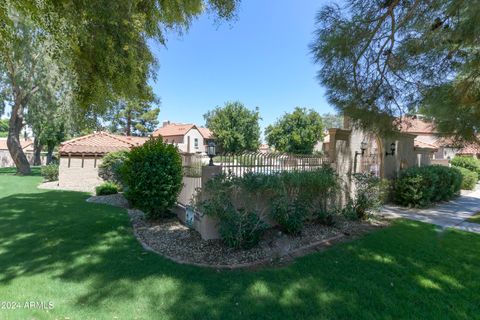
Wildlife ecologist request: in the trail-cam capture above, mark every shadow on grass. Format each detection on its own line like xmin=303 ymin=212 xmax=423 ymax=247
xmin=0 ymin=184 xmax=480 ymax=318
xmin=0 ymin=166 xmax=42 ymax=176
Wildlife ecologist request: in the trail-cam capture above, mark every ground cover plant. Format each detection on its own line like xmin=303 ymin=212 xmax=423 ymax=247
xmin=0 ymin=173 xmax=479 ymax=319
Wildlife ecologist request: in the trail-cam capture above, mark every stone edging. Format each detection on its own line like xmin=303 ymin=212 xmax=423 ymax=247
xmin=129 ymin=212 xmax=345 ymax=270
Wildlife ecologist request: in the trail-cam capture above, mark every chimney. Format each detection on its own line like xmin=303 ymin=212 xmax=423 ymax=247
xmin=162 ymin=121 xmax=170 ymax=127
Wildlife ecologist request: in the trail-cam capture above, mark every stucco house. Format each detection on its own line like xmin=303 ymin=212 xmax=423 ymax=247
xmin=152 ymin=122 xmax=214 ymax=154
xmin=0 ymin=138 xmax=46 ymax=167
xmin=58 ymin=132 xmax=147 ymax=190
xmin=399 ymin=115 xmax=480 ymax=160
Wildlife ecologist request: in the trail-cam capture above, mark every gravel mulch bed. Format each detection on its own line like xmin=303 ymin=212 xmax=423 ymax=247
xmin=85 ymin=193 xmax=390 ymax=268
xmin=128 ymin=208 xmax=389 ymax=268
xmin=87 ymin=193 xmax=129 ymax=208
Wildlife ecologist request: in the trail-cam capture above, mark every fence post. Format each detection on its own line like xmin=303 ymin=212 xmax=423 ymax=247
xmin=195 ymin=165 xmax=222 ymax=240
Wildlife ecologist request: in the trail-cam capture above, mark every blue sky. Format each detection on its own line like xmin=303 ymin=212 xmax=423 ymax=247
xmin=149 ymin=0 xmax=336 ymax=132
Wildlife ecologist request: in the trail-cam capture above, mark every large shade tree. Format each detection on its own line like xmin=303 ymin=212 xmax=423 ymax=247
xmin=265 ymin=107 xmax=324 ymax=154
xmin=311 ymin=0 xmax=480 ymax=142
xmin=0 ymin=0 xmax=240 ymax=174
xmin=204 ymin=101 xmax=261 ymax=153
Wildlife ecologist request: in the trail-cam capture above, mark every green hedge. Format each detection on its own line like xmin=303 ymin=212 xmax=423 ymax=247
xmin=394 ymin=165 xmax=462 ymax=207
xmin=450 ymin=156 xmax=480 ymax=174
xmin=96 ymin=182 xmax=119 ymax=196
xmin=121 ymin=138 xmax=183 ymax=219
xmin=456 ymin=167 xmax=478 ymax=190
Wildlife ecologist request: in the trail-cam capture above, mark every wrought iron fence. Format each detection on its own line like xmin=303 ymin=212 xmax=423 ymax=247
xmin=214 ymin=152 xmax=329 ymax=177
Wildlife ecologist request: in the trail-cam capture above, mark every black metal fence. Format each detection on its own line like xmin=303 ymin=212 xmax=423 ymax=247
xmin=214 ymin=152 xmax=329 ymax=177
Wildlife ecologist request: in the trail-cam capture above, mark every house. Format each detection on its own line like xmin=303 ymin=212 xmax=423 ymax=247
xmin=152 ymin=121 xmax=214 ymax=154
xmin=399 ymin=115 xmax=480 ymax=160
xmin=58 ymin=132 xmax=147 ymax=191
xmin=0 ymin=138 xmax=46 ymax=167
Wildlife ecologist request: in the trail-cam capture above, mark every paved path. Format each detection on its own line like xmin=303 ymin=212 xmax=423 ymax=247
xmin=382 ymin=185 xmax=480 ymax=233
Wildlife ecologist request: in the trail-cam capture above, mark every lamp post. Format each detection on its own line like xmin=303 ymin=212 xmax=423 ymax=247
xmin=385 ymin=142 xmax=396 ymax=156
xmin=355 ymin=141 xmax=368 ymax=157
xmin=207 ymin=141 xmax=216 ymax=166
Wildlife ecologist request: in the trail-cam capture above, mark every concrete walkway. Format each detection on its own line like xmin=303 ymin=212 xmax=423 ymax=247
xmin=381 ymin=185 xmax=480 ymax=234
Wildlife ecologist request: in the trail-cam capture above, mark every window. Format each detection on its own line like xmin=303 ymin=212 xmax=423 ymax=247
xmin=194 ymin=138 xmax=199 ymax=149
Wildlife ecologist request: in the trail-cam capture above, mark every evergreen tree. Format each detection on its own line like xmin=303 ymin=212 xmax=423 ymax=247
xmin=311 ymin=0 xmax=480 ymax=142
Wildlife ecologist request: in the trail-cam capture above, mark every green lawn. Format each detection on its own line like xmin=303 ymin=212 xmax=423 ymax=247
xmin=1 ymin=175 xmax=480 ymax=319
xmin=468 ymin=212 xmax=480 ymax=224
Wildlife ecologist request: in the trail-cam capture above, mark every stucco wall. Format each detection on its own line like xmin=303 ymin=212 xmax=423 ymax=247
xmin=163 ymin=129 xmax=207 ymax=154
xmin=0 ymin=150 xmax=46 ymax=167
xmin=59 ymin=156 xmax=103 ymax=191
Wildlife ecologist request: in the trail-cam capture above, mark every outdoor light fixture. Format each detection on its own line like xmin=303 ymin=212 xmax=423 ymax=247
xmin=207 ymin=141 xmax=216 ymax=166
xmin=385 ymin=142 xmax=396 ymax=156
xmin=355 ymin=141 xmax=368 ymax=157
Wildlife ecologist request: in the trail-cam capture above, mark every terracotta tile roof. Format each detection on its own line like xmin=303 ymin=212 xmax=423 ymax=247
xmin=59 ymin=132 xmax=148 ymax=156
xmin=152 ymin=123 xmax=196 ymax=137
xmin=414 ymin=139 xmax=438 ymax=150
xmin=0 ymin=138 xmax=33 ymax=151
xmin=398 ymin=116 xmax=437 ymax=134
xmin=198 ymin=127 xmax=213 ymax=139
xmin=457 ymin=143 xmax=480 ymax=155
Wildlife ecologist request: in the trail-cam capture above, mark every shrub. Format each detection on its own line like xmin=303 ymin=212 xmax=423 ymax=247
xmin=217 ymin=208 xmax=268 ymax=249
xmin=394 ymin=165 xmax=462 ymax=207
xmin=457 ymin=167 xmax=478 ymax=190
xmin=199 ymin=167 xmax=339 ymax=247
xmin=200 ymin=173 xmax=269 ymax=249
xmin=270 ymin=197 xmax=307 ymax=234
xmin=95 ymin=182 xmax=119 ymax=196
xmin=351 ymin=173 xmax=390 ymax=220
xmin=98 ymin=151 xmax=129 ymax=186
xmin=41 ymin=163 xmax=59 ymax=181
xmin=450 ymin=156 xmax=480 ymax=174
xmin=121 ymin=138 xmax=183 ymax=219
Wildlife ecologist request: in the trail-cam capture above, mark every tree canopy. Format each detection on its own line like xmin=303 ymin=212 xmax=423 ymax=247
xmin=106 ymin=98 xmax=160 ymax=136
xmin=1 ymin=0 xmax=240 ymax=111
xmin=311 ymin=0 xmax=480 ymax=142
xmin=265 ymin=107 xmax=324 ymax=154
xmin=204 ymin=101 xmax=261 ymax=153
xmin=322 ymin=112 xmax=344 ymax=129
xmin=0 ymin=0 xmax=239 ymax=173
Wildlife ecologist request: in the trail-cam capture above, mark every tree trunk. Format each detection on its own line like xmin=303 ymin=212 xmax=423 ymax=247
xmin=7 ymin=101 xmax=31 ymax=175
xmin=46 ymin=145 xmax=54 ymax=164
xmin=126 ymin=111 xmax=132 ymax=136
xmin=33 ymin=137 xmax=43 ymax=166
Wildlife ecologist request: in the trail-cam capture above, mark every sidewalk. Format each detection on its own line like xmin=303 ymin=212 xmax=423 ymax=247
xmin=381 ymin=185 xmax=480 ymax=234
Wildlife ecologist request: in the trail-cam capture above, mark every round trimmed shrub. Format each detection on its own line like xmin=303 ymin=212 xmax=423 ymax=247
xmin=41 ymin=163 xmax=59 ymax=181
xmin=121 ymin=138 xmax=183 ymax=219
xmin=95 ymin=182 xmax=119 ymax=196
xmin=98 ymin=150 xmax=129 ymax=186
xmin=456 ymin=167 xmax=478 ymax=190
xmin=450 ymin=156 xmax=480 ymax=174
xmin=394 ymin=165 xmax=462 ymax=207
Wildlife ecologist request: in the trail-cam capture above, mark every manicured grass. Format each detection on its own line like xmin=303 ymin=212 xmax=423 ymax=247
xmin=467 ymin=212 xmax=480 ymax=224
xmin=0 ymin=166 xmax=41 ymax=176
xmin=1 ymin=175 xmax=480 ymax=319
